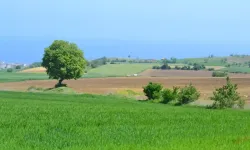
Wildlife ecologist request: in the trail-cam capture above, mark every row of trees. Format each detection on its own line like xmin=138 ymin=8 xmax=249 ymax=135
xmin=143 ymin=77 xmax=245 ymax=109
xmin=230 ymin=54 xmax=249 ymax=58
xmin=110 ymin=58 xmax=157 ymax=64
xmin=161 ymin=58 xmax=177 ymax=64
xmin=88 ymin=57 xmax=108 ymax=68
xmin=225 ymin=61 xmax=250 ymax=68
xmin=152 ymin=63 xmax=206 ymax=71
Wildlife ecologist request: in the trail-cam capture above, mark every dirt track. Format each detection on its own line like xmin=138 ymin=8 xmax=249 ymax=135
xmin=0 ymin=77 xmax=249 ymax=100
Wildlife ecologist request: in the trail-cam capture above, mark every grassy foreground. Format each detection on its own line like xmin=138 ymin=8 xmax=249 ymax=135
xmin=0 ymin=91 xmax=250 ymax=149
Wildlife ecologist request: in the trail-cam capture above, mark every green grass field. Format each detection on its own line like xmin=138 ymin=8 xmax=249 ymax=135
xmin=177 ymin=57 xmax=225 ymax=66
xmin=83 ymin=63 xmax=157 ymax=78
xmin=0 ymin=64 xmax=156 ymax=82
xmin=177 ymin=56 xmax=250 ymax=67
xmin=219 ymin=66 xmax=250 ymax=73
xmin=1 ymin=91 xmax=250 ymax=149
xmin=0 ymin=72 xmax=48 ymax=83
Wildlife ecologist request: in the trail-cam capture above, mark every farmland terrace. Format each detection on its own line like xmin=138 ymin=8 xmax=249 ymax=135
xmin=0 ymin=77 xmax=249 ymax=101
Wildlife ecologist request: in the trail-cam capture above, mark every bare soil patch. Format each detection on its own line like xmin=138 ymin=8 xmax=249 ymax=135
xmin=0 ymin=77 xmax=249 ymax=101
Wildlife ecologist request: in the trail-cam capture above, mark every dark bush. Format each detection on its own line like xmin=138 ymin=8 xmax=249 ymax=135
xmin=29 ymin=62 xmax=42 ymax=68
xmin=193 ymin=63 xmax=205 ymax=71
xmin=210 ymin=77 xmax=245 ymax=109
xmin=175 ymin=66 xmax=181 ymax=70
xmin=208 ymin=68 xmax=215 ymax=71
xmin=7 ymin=68 xmax=13 ymax=72
xmin=181 ymin=66 xmax=189 ymax=70
xmin=161 ymin=87 xmax=179 ymax=104
xmin=177 ymin=84 xmax=200 ymax=104
xmin=143 ymin=82 xmax=163 ymax=100
xmin=212 ymin=71 xmax=228 ymax=77
xmin=15 ymin=65 xmax=21 ymax=69
xmin=90 ymin=63 xmax=98 ymax=68
xmin=225 ymin=64 xmax=231 ymax=67
xmin=161 ymin=64 xmax=171 ymax=70
xmin=110 ymin=61 xmax=116 ymax=64
xmin=152 ymin=66 xmax=161 ymax=69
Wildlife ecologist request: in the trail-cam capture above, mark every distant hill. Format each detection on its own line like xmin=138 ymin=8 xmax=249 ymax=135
xmin=177 ymin=56 xmax=250 ymax=66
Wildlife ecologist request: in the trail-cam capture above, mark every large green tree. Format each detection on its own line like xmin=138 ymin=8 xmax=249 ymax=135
xmin=42 ymin=40 xmax=86 ymax=86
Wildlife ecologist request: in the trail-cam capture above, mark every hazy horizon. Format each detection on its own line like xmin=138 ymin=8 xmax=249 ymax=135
xmin=1 ymin=0 xmax=250 ymax=63
xmin=1 ymin=37 xmax=250 ymax=63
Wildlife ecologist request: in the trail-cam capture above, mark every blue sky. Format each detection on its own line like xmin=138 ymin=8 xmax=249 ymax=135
xmin=0 ymin=0 xmax=250 ymax=62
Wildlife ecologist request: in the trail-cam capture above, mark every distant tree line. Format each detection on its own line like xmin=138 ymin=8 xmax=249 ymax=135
xmin=88 ymin=57 xmax=108 ymax=68
xmin=225 ymin=61 xmax=250 ymax=68
xmin=29 ymin=62 xmax=42 ymax=68
xmin=152 ymin=63 xmax=205 ymax=71
xmin=230 ymin=54 xmax=249 ymax=58
xmin=109 ymin=58 xmax=158 ymax=64
xmin=160 ymin=57 xmax=177 ymax=64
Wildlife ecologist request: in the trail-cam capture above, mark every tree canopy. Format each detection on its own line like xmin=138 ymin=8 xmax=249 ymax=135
xmin=42 ymin=40 xmax=86 ymax=86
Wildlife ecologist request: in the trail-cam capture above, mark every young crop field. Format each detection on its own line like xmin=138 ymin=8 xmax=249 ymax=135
xmin=11 ymin=63 xmax=158 ymax=80
xmin=177 ymin=57 xmax=225 ymax=66
xmin=1 ymin=77 xmax=250 ymax=101
xmin=0 ymin=91 xmax=250 ymax=149
xmin=83 ymin=63 xmax=158 ymax=78
xmin=0 ymin=72 xmax=48 ymax=83
xmin=219 ymin=66 xmax=250 ymax=73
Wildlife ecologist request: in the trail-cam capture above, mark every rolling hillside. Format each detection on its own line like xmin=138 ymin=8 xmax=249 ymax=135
xmin=177 ymin=56 xmax=250 ymax=66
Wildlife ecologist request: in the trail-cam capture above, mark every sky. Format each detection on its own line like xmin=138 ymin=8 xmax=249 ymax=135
xmin=0 ymin=0 xmax=250 ymax=63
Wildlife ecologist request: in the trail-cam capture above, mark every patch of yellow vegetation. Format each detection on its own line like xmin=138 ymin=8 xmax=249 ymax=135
xmin=19 ymin=67 xmax=46 ymax=73
xmin=116 ymin=89 xmax=142 ymax=96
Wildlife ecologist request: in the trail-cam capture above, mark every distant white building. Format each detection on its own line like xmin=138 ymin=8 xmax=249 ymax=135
xmin=0 ymin=62 xmax=6 ymax=69
xmin=0 ymin=61 xmax=27 ymax=69
xmin=5 ymin=64 xmax=12 ymax=69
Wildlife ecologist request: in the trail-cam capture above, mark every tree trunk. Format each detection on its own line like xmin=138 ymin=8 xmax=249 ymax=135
xmin=58 ymin=78 xmax=64 ymax=86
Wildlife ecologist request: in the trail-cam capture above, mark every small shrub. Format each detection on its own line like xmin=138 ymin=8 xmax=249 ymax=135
xmin=7 ymin=68 xmax=13 ymax=72
xmin=193 ymin=63 xmax=205 ymax=71
xmin=161 ymin=64 xmax=171 ymax=70
xmin=110 ymin=61 xmax=116 ymax=64
xmin=90 ymin=63 xmax=98 ymax=68
xmin=208 ymin=68 xmax=215 ymax=71
xmin=225 ymin=64 xmax=231 ymax=67
xmin=15 ymin=65 xmax=21 ymax=69
xmin=143 ymin=82 xmax=163 ymax=100
xmin=210 ymin=77 xmax=245 ymax=109
xmin=152 ymin=66 xmax=161 ymax=69
xmin=178 ymin=84 xmax=200 ymax=104
xmin=181 ymin=66 xmax=188 ymax=70
xmin=212 ymin=71 xmax=228 ymax=77
xmin=175 ymin=66 xmax=181 ymax=70
xmin=161 ymin=87 xmax=179 ymax=104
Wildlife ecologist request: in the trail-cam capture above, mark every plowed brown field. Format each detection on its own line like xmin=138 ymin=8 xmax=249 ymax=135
xmin=0 ymin=77 xmax=249 ymax=100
